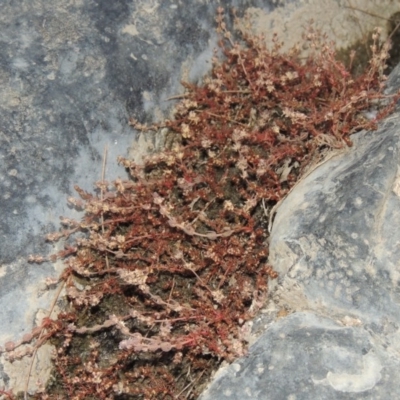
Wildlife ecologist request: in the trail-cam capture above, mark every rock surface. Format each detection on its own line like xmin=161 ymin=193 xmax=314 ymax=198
xmin=199 ymin=79 xmax=400 ymax=399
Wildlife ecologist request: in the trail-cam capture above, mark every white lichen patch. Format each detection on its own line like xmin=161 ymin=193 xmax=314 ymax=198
xmin=121 ymin=24 xmax=139 ymax=36
xmin=392 ymin=167 xmax=400 ymax=197
xmin=325 ymin=351 xmax=382 ymax=392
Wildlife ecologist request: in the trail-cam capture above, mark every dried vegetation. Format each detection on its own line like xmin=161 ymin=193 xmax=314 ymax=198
xmin=4 ymin=7 xmax=399 ymax=400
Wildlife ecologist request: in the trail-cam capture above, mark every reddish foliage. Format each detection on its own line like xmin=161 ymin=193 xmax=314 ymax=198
xmin=13 ymin=7 xmax=399 ymax=400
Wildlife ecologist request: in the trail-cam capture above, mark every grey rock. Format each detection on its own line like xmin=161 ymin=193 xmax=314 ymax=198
xmin=200 ymin=312 xmax=389 ymax=399
xmin=270 ymin=118 xmax=400 ymax=324
xmin=199 ymin=99 xmax=400 ymax=398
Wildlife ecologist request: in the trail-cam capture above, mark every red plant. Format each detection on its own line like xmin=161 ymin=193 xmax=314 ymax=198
xmin=9 ymin=7 xmax=398 ymax=400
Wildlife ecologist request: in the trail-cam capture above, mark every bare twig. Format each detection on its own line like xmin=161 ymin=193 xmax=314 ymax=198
xmin=343 ymin=4 xmax=391 ymax=21
xmin=100 ymin=146 xmax=110 ymax=270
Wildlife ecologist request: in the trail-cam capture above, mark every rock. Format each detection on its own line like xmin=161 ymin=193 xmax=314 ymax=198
xmin=199 ymin=81 xmax=400 ymax=399
xmin=199 ymin=312 xmax=389 ymax=399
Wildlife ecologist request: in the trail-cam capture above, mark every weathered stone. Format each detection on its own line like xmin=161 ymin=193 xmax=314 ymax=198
xmin=199 ymin=312 xmax=392 ymax=399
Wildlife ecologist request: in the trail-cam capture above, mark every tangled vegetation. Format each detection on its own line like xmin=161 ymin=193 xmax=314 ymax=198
xmin=2 ymin=7 xmax=398 ymax=400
